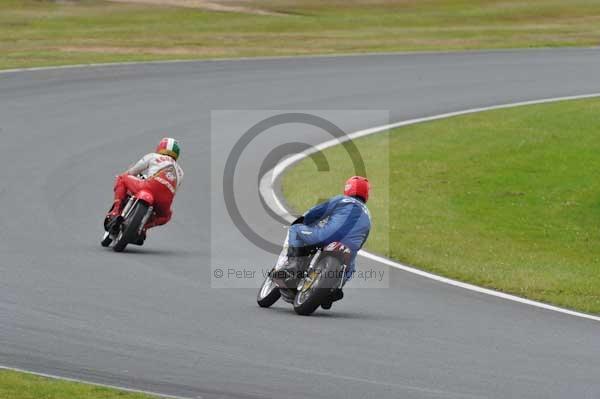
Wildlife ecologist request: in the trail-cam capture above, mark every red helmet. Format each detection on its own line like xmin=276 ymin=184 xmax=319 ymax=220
xmin=344 ymin=176 xmax=370 ymax=202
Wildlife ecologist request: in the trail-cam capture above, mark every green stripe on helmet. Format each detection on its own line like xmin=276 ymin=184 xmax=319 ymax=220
xmin=171 ymin=141 xmax=180 ymax=157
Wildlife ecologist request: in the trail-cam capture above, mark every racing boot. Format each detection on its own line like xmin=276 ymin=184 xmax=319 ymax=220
xmin=103 ymin=200 xmax=122 ymax=232
xmin=135 ymin=215 xmax=162 ymax=246
xmin=321 ymin=288 xmax=344 ymax=310
xmin=134 ymin=227 xmax=147 ymax=246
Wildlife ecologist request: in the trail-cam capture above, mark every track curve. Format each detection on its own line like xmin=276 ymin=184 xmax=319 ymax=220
xmin=1 ymin=48 xmax=599 ymax=399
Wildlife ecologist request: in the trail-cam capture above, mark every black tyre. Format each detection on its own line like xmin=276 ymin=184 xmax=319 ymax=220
xmin=293 ymin=255 xmax=344 ymax=316
xmin=113 ymin=202 xmax=148 ymax=252
xmin=257 ymin=271 xmax=281 ymax=308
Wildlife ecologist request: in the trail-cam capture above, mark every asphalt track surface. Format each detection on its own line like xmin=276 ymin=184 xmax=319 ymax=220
xmin=1 ymin=48 xmax=600 ymax=399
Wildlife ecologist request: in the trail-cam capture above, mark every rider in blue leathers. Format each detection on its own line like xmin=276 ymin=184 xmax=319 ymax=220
xmin=288 ymin=195 xmax=371 ymax=280
xmin=285 ymin=176 xmax=371 ymax=308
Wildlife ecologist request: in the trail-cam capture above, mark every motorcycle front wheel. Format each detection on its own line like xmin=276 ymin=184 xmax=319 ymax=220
xmin=257 ymin=271 xmax=281 ymax=308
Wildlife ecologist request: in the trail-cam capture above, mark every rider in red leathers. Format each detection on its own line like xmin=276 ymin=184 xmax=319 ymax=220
xmin=105 ymin=138 xmax=184 ymax=242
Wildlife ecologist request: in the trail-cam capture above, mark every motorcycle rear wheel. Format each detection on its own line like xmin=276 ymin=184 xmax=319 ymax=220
xmin=293 ymin=255 xmax=343 ymax=316
xmin=113 ymin=202 xmax=148 ymax=252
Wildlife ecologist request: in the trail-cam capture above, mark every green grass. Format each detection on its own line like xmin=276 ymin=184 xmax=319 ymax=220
xmin=283 ymin=98 xmax=600 ymax=314
xmin=2 ymin=0 xmax=600 ymax=70
xmin=0 ymin=369 xmax=158 ymax=399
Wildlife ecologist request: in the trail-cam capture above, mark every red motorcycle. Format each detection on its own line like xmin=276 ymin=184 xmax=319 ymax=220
xmin=101 ymin=189 xmax=155 ymax=252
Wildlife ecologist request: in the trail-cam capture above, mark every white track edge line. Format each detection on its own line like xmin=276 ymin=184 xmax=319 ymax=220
xmin=260 ymin=93 xmax=600 ymax=323
xmin=0 ymin=365 xmax=193 ymax=399
xmin=2 ymin=47 xmax=599 ymax=75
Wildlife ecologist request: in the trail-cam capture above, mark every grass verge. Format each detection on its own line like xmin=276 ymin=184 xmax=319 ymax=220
xmin=0 ymin=369 xmax=159 ymax=399
xmin=2 ymin=0 xmax=600 ymax=70
xmin=282 ymin=98 xmax=600 ymax=314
